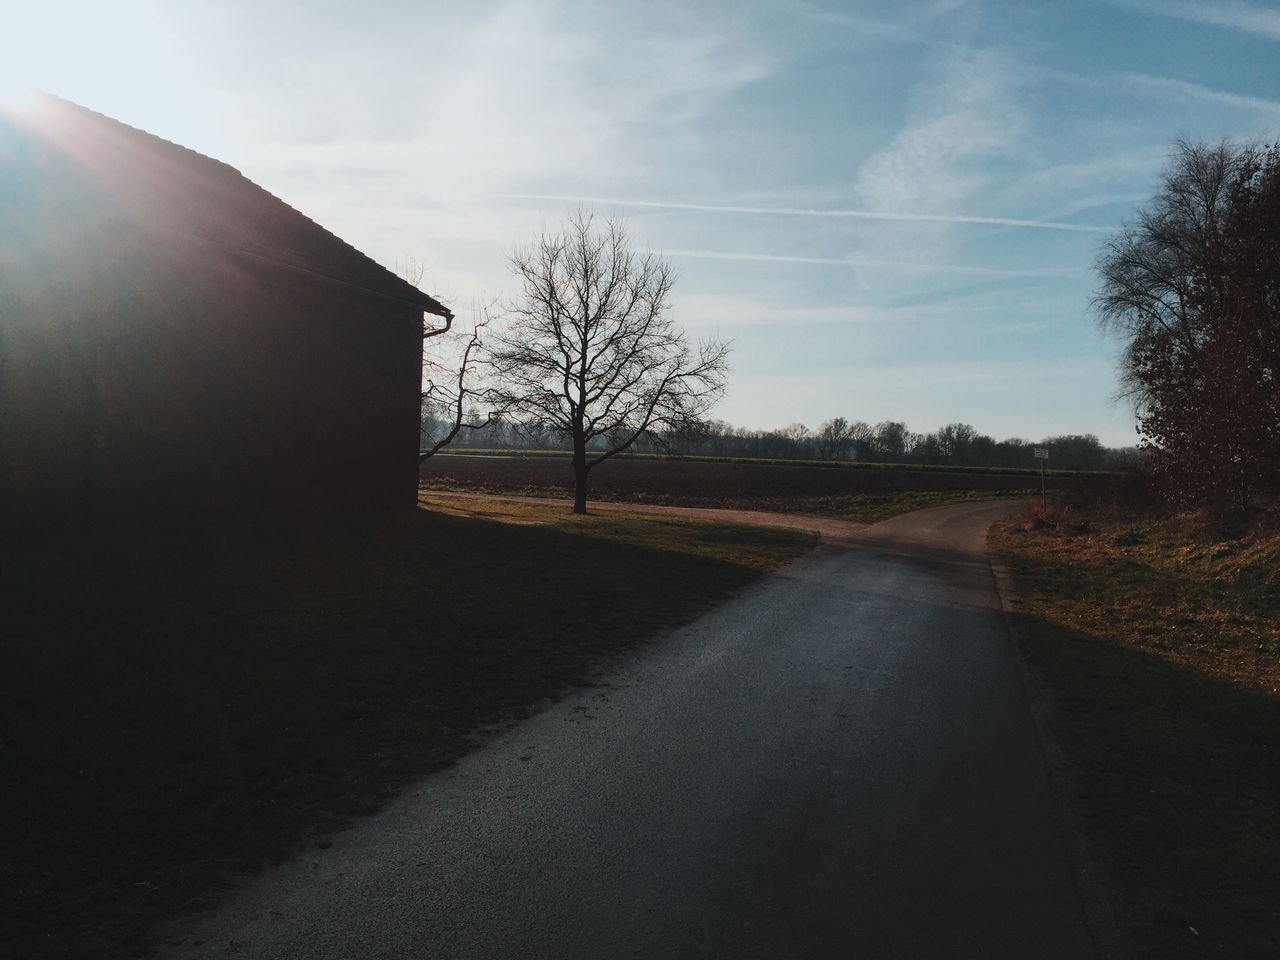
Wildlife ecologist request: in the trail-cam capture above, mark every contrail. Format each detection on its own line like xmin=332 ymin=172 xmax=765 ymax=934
xmin=503 ymin=194 xmax=1112 ymax=234
xmin=664 ymin=248 xmax=1084 ymax=278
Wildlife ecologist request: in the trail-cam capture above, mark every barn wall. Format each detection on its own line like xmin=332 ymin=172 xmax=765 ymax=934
xmin=1 ymin=218 xmax=426 ymax=528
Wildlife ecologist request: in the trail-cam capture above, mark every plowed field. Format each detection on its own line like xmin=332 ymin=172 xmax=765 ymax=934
xmin=420 ymin=454 xmax=1075 ymax=521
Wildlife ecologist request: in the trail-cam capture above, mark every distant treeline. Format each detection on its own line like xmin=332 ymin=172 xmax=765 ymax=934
xmin=423 ymin=411 xmax=1137 ymax=473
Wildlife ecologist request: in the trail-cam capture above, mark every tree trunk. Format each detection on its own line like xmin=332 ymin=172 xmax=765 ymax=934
xmin=572 ymin=444 xmax=588 ymax=514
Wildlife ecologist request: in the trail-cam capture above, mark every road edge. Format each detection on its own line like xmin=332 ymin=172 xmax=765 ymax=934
xmin=988 ymin=556 xmax=1127 ymax=960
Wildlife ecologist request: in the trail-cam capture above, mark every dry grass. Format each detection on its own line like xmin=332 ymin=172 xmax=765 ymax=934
xmin=2 ymin=499 xmax=812 ymax=959
xmin=997 ymin=501 xmax=1280 ymax=692
xmin=991 ymin=502 xmax=1280 ymax=958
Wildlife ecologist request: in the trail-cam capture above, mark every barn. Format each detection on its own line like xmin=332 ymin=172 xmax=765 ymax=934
xmin=0 ymin=94 xmax=449 ymax=527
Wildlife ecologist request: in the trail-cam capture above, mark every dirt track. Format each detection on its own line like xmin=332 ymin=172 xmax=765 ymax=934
xmin=422 ymin=490 xmax=869 ymax=543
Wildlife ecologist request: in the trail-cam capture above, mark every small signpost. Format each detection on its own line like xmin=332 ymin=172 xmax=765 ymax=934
xmin=1034 ymin=447 xmax=1049 ymax=508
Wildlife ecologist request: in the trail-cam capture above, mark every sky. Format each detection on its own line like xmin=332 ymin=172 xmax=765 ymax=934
xmin=4 ymin=0 xmax=1279 ymax=446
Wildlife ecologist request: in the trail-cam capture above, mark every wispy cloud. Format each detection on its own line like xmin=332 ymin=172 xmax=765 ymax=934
xmin=665 ymin=248 xmax=1084 ymax=277
xmin=1116 ymin=71 xmax=1280 ymax=115
xmin=853 ymin=50 xmax=1025 ymax=215
xmin=1039 ymin=61 xmax=1280 ymax=116
xmin=738 ymin=358 xmax=1112 ymax=394
xmin=1103 ymin=0 xmax=1280 ymax=40
xmin=179 ymin=2 xmax=771 ymax=201
xmin=678 ymin=289 xmax=1074 ymax=328
xmin=505 ymin=194 xmax=1109 ymax=233
xmin=794 ymin=2 xmax=972 ymax=53
xmin=801 ymin=8 xmax=1280 ymax=117
xmin=1039 ymin=192 xmax=1148 ymax=221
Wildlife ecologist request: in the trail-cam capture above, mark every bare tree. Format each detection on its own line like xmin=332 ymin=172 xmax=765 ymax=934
xmin=419 ymin=314 xmax=491 ymax=461
xmin=816 ymin=417 xmax=854 ymax=460
xmin=487 ymin=210 xmax=731 ymax=513
xmin=873 ymin=420 xmax=910 ymax=459
xmin=848 ymin=420 xmax=874 ymax=460
xmin=935 ymin=422 xmax=978 ymax=462
xmin=394 ymin=258 xmax=494 ymax=462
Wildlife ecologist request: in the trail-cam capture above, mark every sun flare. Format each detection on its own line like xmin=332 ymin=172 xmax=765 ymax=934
xmin=0 ymin=62 xmax=38 ymax=111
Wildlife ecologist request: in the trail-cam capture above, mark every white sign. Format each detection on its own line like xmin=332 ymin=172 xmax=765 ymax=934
xmin=1034 ymin=447 xmax=1049 ymax=459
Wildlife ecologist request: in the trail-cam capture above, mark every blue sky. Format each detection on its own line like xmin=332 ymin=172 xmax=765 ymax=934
xmin=5 ymin=0 xmax=1279 ymax=445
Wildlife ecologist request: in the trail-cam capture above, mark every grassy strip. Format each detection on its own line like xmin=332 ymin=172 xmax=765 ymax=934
xmin=434 ymin=447 xmax=1107 ymax=478
xmin=420 ymin=479 xmax=1030 ymax=523
xmin=2 ymin=498 xmax=812 ymax=959
xmin=990 ymin=505 xmax=1280 ymax=958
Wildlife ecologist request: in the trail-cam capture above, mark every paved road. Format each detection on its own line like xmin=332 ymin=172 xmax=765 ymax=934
xmin=158 ymin=501 xmax=1096 ymax=959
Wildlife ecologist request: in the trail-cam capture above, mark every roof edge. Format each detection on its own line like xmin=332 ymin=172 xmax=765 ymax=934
xmin=21 ymin=91 xmax=453 ymax=320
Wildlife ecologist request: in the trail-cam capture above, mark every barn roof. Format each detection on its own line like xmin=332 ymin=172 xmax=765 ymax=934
xmin=3 ymin=93 xmax=452 ymax=319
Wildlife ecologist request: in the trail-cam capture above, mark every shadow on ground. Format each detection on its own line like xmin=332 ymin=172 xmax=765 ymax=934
xmin=1011 ymin=610 xmax=1280 ymax=959
xmin=151 ymin=505 xmax=1095 ymax=960
xmin=1 ymin=507 xmax=807 ymax=959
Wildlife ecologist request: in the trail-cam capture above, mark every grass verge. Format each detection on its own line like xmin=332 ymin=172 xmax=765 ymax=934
xmin=990 ymin=503 xmax=1280 ymax=958
xmin=2 ymin=497 xmax=812 ymax=959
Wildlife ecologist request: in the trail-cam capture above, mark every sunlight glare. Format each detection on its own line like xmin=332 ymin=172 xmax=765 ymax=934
xmin=0 ymin=41 xmax=38 ymax=112
xmin=0 ymin=81 xmax=38 ymax=112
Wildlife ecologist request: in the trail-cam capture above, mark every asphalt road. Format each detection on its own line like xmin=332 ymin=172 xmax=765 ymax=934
xmin=158 ymin=500 xmax=1096 ymax=959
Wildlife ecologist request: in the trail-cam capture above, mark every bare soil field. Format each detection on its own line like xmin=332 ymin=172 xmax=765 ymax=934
xmin=421 ymin=454 xmax=1081 ymax=521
